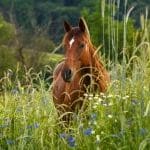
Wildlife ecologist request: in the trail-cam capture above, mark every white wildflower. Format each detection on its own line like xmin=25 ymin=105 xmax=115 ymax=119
xmin=98 ymin=98 xmax=103 ymax=103
xmin=108 ymin=102 xmax=113 ymax=106
xmin=91 ymin=130 xmax=95 ymax=134
xmin=108 ymin=114 xmax=113 ymax=118
xmin=101 ymin=131 xmax=104 ymax=135
xmin=107 ymin=94 xmax=114 ymax=98
xmin=96 ymin=135 xmax=100 ymax=142
xmin=84 ymin=93 xmax=88 ymax=97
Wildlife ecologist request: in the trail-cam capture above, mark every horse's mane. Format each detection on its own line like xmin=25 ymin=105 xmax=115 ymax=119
xmin=80 ymin=18 xmax=105 ymax=70
xmin=88 ymin=38 xmax=110 ymax=92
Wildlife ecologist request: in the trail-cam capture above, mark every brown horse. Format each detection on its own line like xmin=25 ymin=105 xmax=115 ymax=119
xmin=53 ymin=18 xmax=110 ymax=120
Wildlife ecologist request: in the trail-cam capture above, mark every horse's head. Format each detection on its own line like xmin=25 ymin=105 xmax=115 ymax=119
xmin=62 ymin=18 xmax=92 ymax=82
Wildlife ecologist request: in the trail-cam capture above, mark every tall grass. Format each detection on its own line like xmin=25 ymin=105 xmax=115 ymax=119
xmin=0 ymin=1 xmax=150 ymax=150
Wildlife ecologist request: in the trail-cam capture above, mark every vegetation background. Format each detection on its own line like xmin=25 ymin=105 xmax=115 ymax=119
xmin=0 ymin=0 xmax=150 ymax=149
xmin=0 ymin=0 xmax=149 ymax=78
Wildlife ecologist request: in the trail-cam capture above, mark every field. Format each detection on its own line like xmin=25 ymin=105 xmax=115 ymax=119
xmin=0 ymin=45 xmax=150 ymax=150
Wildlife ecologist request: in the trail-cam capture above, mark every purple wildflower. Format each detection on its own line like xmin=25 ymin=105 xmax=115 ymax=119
xmin=67 ymin=136 xmax=76 ymax=147
xmin=27 ymin=125 xmax=32 ymax=129
xmin=131 ymin=99 xmax=139 ymax=105
xmin=84 ymin=128 xmax=93 ymax=136
xmin=90 ymin=113 xmax=97 ymax=120
xmin=6 ymin=139 xmax=15 ymax=145
xmin=139 ymin=128 xmax=148 ymax=136
xmin=11 ymin=88 xmax=19 ymax=95
xmin=34 ymin=123 xmax=40 ymax=128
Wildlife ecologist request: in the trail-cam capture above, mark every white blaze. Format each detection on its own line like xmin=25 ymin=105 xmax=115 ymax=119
xmin=69 ymin=37 xmax=75 ymax=48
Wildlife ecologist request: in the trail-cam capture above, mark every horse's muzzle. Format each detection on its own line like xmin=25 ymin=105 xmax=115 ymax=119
xmin=62 ymin=69 xmax=72 ymax=82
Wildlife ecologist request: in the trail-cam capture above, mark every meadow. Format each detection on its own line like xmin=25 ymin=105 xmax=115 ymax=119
xmin=0 ymin=41 xmax=150 ymax=150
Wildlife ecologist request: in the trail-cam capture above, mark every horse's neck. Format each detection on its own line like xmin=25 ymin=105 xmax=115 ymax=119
xmin=89 ymin=46 xmax=107 ymax=75
xmin=90 ymin=47 xmax=100 ymax=68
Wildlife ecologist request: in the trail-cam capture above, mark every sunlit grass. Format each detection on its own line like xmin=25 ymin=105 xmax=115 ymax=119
xmin=0 ymin=57 xmax=150 ymax=149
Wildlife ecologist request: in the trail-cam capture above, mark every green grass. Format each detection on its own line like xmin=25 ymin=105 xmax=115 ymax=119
xmin=0 ymin=55 xmax=150 ymax=149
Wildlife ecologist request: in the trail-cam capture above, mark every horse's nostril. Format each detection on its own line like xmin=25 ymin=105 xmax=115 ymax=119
xmin=63 ymin=69 xmax=72 ymax=82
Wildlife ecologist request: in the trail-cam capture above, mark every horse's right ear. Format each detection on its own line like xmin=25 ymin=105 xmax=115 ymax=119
xmin=64 ymin=21 xmax=72 ymax=32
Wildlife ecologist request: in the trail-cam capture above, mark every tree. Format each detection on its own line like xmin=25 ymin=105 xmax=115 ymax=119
xmin=0 ymin=14 xmax=15 ymax=45
xmin=81 ymin=0 xmax=136 ymax=60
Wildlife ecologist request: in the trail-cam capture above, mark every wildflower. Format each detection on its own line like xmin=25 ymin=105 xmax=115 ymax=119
xmin=101 ymin=101 xmax=108 ymax=106
xmin=11 ymin=88 xmax=19 ymax=95
xmin=88 ymin=96 xmax=93 ymax=101
xmin=108 ymin=102 xmax=113 ymax=106
xmin=118 ymin=130 xmax=125 ymax=137
xmin=139 ymin=128 xmax=148 ymax=136
xmin=122 ymin=95 xmax=129 ymax=100
xmin=41 ymin=97 xmax=49 ymax=105
xmin=59 ymin=133 xmax=67 ymax=139
xmin=34 ymin=122 xmax=40 ymax=128
xmin=16 ymin=107 xmax=22 ymax=112
xmin=84 ymin=128 xmax=95 ymax=136
xmin=6 ymin=139 xmax=15 ymax=145
xmin=131 ymin=99 xmax=139 ymax=105
xmin=107 ymin=94 xmax=114 ymax=98
xmin=94 ymin=94 xmax=100 ymax=100
xmin=101 ymin=131 xmax=104 ymax=135
xmin=90 ymin=113 xmax=97 ymax=120
xmin=0 ymin=124 xmax=8 ymax=128
xmin=98 ymin=97 xmax=103 ymax=103
xmin=93 ymin=104 xmax=98 ymax=109
xmin=4 ymin=118 xmax=11 ymax=125
xmin=123 ymin=110 xmax=128 ymax=114
xmin=93 ymin=121 xmax=97 ymax=125
xmin=107 ymin=114 xmax=113 ymax=118
xmin=96 ymin=135 xmax=100 ymax=143
xmin=100 ymin=93 xmax=104 ymax=96
xmin=79 ymin=123 xmax=84 ymax=131
xmin=84 ymin=93 xmax=88 ymax=97
xmin=67 ymin=136 xmax=76 ymax=147
xmin=89 ymin=93 xmax=94 ymax=97
xmin=27 ymin=125 xmax=32 ymax=129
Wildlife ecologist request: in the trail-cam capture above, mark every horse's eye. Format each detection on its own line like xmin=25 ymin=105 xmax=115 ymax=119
xmin=79 ymin=43 xmax=85 ymax=49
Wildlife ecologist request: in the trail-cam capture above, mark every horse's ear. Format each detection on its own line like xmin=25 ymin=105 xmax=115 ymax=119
xmin=79 ymin=18 xmax=90 ymax=36
xmin=64 ymin=20 xmax=72 ymax=32
xmin=79 ymin=18 xmax=86 ymax=32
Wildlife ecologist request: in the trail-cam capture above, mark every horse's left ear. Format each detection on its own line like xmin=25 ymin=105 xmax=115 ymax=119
xmin=64 ymin=20 xmax=72 ymax=32
xmin=79 ymin=18 xmax=86 ymax=32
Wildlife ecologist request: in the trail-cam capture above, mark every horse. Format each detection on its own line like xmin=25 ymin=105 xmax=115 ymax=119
xmin=52 ymin=18 xmax=110 ymax=121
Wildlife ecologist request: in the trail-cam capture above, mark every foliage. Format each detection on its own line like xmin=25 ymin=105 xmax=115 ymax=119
xmin=81 ymin=0 xmax=137 ymax=60
xmin=0 ymin=14 xmax=15 ymax=45
xmin=28 ymin=34 xmax=55 ymax=52
xmin=0 ymin=45 xmax=63 ymax=79
xmin=0 ymin=47 xmax=16 ymax=77
xmin=116 ymin=0 xmax=150 ymax=27
xmin=0 ymin=0 xmax=149 ymax=45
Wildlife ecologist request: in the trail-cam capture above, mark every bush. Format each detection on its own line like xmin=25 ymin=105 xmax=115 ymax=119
xmin=0 ymin=14 xmax=15 ymax=45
